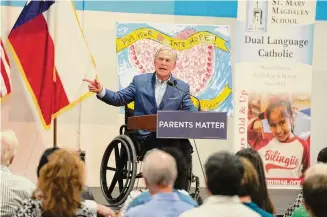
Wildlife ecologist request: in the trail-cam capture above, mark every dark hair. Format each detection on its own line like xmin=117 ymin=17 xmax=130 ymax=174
xmin=37 ymin=147 xmax=60 ymax=178
xmin=266 ymin=98 xmax=293 ymax=123
xmin=236 ymin=148 xmax=275 ymax=214
xmin=303 ymin=174 xmax=327 ymax=217
xmin=160 ymin=147 xmax=187 ymax=190
xmin=37 ymin=147 xmax=87 ymax=178
xmin=317 ymin=147 xmax=327 ymax=163
xmin=205 ymin=152 xmax=244 ymax=196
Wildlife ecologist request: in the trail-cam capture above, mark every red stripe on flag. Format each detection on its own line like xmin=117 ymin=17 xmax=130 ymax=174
xmin=1 ymin=59 xmax=11 ymax=94
xmin=0 ymin=40 xmax=10 ymax=67
xmin=53 ymin=69 xmax=71 ymax=119
xmin=8 ymin=14 xmax=69 ymax=126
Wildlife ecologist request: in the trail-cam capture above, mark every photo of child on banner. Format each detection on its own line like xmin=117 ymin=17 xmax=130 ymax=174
xmin=247 ymin=92 xmax=310 ymax=182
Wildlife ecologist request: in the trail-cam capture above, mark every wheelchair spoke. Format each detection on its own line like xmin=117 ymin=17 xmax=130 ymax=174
xmin=106 ymin=166 xmax=130 ymax=175
xmin=105 ymin=146 xmax=123 ymax=196
xmin=118 ymin=177 xmax=124 ymax=192
xmin=118 ymin=147 xmax=126 ymax=192
xmin=106 ymin=166 xmax=118 ymax=171
xmin=115 ymin=146 xmax=125 ymax=192
xmin=108 ymin=173 xmax=118 ymax=195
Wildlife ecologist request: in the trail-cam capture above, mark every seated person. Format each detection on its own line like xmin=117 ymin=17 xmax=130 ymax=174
xmin=300 ymin=163 xmax=327 ymax=217
xmin=36 ymin=147 xmax=116 ymax=217
xmin=123 ymin=149 xmax=194 ymax=217
xmin=284 ymin=147 xmax=327 ymax=217
xmin=236 ymin=148 xmax=275 ymax=214
xmin=119 ymin=147 xmax=198 ymax=216
xmin=37 ymin=147 xmax=95 ymax=201
xmin=13 ymin=149 xmax=99 ymax=217
xmin=179 ymin=151 xmax=260 ymax=217
xmin=0 ymin=130 xmax=36 ymax=217
xmin=238 ymin=157 xmax=274 ymax=217
xmin=85 ymin=47 xmax=198 ymax=191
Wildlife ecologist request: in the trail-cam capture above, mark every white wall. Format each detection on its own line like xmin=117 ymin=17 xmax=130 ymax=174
xmin=309 ymin=21 xmax=327 ymax=165
xmin=1 ymin=6 xmax=326 ymax=194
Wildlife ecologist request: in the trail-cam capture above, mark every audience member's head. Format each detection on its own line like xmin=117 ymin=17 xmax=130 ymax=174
xmin=0 ymin=130 xmax=19 ymax=167
xmin=36 ymin=147 xmax=96 ymax=201
xmin=160 ymin=146 xmax=187 ymax=190
xmin=37 ymin=147 xmax=60 ymax=177
xmin=205 ymin=151 xmax=243 ymax=196
xmin=236 ymin=148 xmax=275 ymax=213
xmin=303 ymin=163 xmax=327 ymax=217
xmin=142 ymin=149 xmax=177 ymax=194
xmin=238 ymin=157 xmax=261 ymax=205
xmin=235 ymin=148 xmax=266 ymax=187
xmin=36 ymin=149 xmax=85 ymax=217
xmin=317 ymin=147 xmax=327 ymax=163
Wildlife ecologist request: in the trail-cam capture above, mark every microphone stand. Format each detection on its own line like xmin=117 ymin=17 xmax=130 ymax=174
xmin=167 ymin=80 xmax=201 ymax=111
xmin=167 ymin=80 xmax=206 ymax=184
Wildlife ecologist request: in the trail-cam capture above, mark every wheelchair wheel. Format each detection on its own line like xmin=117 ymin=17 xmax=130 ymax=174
xmin=100 ymin=135 xmax=137 ymax=207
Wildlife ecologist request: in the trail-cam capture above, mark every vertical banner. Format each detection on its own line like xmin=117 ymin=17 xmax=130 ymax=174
xmin=116 ymin=22 xmax=233 ymax=115
xmin=235 ymin=0 xmax=316 ymax=189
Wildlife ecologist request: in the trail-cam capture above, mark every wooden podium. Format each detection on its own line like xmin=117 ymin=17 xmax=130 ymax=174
xmin=127 ymin=114 xmax=157 ymax=132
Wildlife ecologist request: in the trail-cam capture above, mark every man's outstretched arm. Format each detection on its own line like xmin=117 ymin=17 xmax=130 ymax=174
xmin=84 ymin=78 xmax=136 ymax=106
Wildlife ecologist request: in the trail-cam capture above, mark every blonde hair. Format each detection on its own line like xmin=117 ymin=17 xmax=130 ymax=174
xmin=1 ymin=130 xmax=19 ymax=166
xmin=36 ymin=149 xmax=85 ymax=217
xmin=154 ymin=47 xmax=177 ymax=62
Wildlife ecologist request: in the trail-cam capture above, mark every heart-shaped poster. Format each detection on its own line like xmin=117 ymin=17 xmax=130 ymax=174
xmin=116 ymin=23 xmax=233 ymax=114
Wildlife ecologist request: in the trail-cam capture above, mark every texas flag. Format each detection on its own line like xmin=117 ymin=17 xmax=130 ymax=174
xmin=0 ymin=37 xmax=11 ymax=100
xmin=7 ymin=0 xmax=96 ymax=129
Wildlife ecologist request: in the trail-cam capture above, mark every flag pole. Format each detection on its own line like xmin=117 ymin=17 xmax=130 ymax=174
xmin=77 ymin=0 xmax=86 ymax=162
xmin=77 ymin=0 xmax=85 ymax=152
xmin=53 ymin=118 xmax=57 ymax=147
xmin=52 ymin=3 xmax=57 ymax=148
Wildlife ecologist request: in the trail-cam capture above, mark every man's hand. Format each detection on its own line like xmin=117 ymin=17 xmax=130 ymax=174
xmin=83 ymin=78 xmax=103 ymax=94
xmin=97 ymin=204 xmax=117 ymax=217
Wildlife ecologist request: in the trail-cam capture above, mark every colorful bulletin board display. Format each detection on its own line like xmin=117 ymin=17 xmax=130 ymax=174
xmin=116 ymin=22 xmax=233 ymax=115
xmin=235 ymin=0 xmax=316 ymax=189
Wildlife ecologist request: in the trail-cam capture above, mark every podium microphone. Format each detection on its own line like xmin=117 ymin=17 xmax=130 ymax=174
xmin=167 ymin=80 xmax=201 ymax=111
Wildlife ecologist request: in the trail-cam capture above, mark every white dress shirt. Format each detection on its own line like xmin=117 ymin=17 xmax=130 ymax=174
xmin=154 ymin=75 xmax=169 ymax=106
xmin=0 ymin=165 xmax=36 ymax=217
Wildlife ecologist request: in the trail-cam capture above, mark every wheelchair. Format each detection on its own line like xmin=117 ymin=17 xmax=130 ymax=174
xmin=99 ymin=106 xmax=201 ymax=207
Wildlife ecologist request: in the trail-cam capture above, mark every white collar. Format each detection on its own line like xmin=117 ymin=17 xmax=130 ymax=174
xmin=204 ymin=195 xmax=241 ymax=205
xmin=156 ymin=74 xmax=171 ymax=84
xmin=0 ymin=165 xmax=11 ymax=173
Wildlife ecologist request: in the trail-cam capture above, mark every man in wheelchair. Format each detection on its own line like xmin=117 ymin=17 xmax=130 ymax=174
xmin=85 ymin=47 xmax=199 ymax=193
